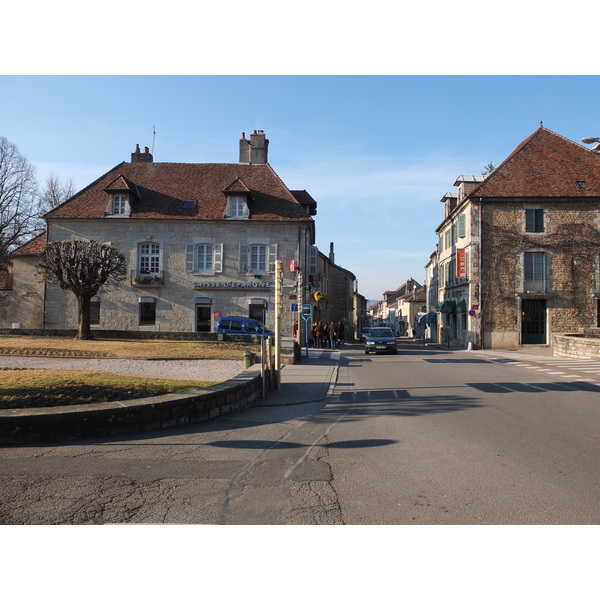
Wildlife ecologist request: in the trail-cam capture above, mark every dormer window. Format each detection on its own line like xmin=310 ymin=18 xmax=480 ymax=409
xmin=106 ymin=193 xmax=132 ymax=217
xmin=231 ymin=197 xmax=246 ymax=217
xmin=224 ymin=195 xmax=249 ymax=219
xmin=112 ymin=195 xmax=127 ymax=215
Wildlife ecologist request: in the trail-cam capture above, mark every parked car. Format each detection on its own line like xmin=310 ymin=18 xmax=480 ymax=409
xmin=359 ymin=327 xmax=372 ymax=341
xmin=216 ymin=316 xmax=274 ymax=336
xmin=364 ymin=327 xmax=397 ymax=354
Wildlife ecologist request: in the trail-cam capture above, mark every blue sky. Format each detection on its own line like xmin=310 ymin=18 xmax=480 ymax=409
xmin=3 ymin=75 xmax=600 ymax=300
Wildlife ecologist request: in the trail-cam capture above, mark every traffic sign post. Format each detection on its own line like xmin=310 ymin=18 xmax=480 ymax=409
xmin=301 ymin=303 xmax=312 ymax=357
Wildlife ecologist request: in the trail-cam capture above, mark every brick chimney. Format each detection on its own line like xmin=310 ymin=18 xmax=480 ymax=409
xmin=239 ymin=130 xmax=269 ymax=164
xmin=131 ymin=144 xmax=153 ymax=163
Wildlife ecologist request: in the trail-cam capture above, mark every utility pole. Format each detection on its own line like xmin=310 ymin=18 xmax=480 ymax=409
xmin=274 ymin=259 xmax=282 ymax=389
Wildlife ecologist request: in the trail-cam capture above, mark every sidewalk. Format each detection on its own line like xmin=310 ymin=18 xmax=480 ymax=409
xmin=254 ymin=355 xmax=339 ymax=407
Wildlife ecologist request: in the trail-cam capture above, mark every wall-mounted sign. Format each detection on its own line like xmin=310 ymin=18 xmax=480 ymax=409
xmin=193 ymin=281 xmax=273 ymax=290
xmin=457 ymin=248 xmax=467 ymax=279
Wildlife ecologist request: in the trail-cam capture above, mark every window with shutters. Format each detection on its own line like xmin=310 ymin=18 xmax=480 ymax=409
xmin=224 ymin=196 xmax=249 ymax=219
xmin=239 ymin=242 xmax=277 ymax=274
xmin=308 ymin=245 xmax=319 ymax=276
xmin=106 ymin=194 xmax=132 ymax=217
xmin=525 ymin=208 xmax=544 ymax=233
xmin=185 ymin=242 xmax=223 ymax=274
xmin=458 ymin=213 xmax=466 ymax=238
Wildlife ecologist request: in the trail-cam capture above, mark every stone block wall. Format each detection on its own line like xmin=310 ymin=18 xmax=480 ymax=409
xmin=43 ymin=220 xmax=306 ymax=335
xmin=0 ymin=370 xmax=262 ymax=445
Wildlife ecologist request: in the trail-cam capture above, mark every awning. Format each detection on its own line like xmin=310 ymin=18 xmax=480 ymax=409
xmin=426 ymin=312 xmax=437 ymax=324
xmin=440 ymin=300 xmax=456 ymax=314
xmin=457 ymin=299 xmax=467 ymax=313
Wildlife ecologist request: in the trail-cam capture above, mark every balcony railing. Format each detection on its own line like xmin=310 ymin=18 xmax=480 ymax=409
xmin=131 ymin=270 xmax=164 ymax=286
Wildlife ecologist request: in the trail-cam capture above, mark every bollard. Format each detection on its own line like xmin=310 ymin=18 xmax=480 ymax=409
xmin=244 ymin=349 xmax=255 ymax=369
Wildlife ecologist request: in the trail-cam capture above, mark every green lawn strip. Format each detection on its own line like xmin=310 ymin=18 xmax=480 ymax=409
xmin=0 ymin=339 xmax=260 ymax=360
xmin=0 ymin=369 xmax=216 ymax=409
xmin=0 ymin=347 xmax=116 ymax=358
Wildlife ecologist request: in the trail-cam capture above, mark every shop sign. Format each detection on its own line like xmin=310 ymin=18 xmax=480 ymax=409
xmin=192 ymin=281 xmax=273 ymax=290
xmin=456 ymin=248 xmax=466 ymax=279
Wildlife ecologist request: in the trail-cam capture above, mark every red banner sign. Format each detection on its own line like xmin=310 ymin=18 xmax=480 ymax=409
xmin=456 ymin=248 xmax=466 ymax=279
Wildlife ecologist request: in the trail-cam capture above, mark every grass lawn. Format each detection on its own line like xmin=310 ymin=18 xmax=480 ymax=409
xmin=0 ymin=335 xmax=259 ymax=359
xmin=0 ymin=335 xmax=257 ymax=409
xmin=0 ymin=369 xmax=212 ymax=409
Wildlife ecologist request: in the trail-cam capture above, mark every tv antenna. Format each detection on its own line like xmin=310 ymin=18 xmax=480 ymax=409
xmin=152 ymin=126 xmax=156 ymax=155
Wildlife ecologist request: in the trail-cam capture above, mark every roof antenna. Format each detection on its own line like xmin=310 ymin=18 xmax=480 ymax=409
xmin=152 ymin=126 xmax=156 ymax=155
xmin=540 ymin=119 xmax=543 ymax=127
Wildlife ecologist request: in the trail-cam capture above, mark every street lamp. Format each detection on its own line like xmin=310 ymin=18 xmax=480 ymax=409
xmin=581 ymin=137 xmax=600 ymax=152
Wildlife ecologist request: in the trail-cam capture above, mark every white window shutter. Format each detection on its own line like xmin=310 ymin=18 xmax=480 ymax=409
xmin=186 ymin=243 xmax=195 ymax=272
xmin=239 ymin=243 xmax=248 ymax=273
xmin=213 ymin=243 xmax=223 ymax=273
xmin=309 ymin=245 xmax=318 ymax=276
xmin=268 ymin=243 xmax=278 ymax=273
xmin=242 ymin=199 xmax=250 ymax=219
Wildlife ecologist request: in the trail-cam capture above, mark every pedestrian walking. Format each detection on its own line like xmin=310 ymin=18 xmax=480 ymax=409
xmin=328 ymin=321 xmax=337 ymax=349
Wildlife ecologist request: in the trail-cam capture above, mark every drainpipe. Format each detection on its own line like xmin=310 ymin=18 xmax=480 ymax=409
xmin=478 ymin=197 xmax=483 ymax=349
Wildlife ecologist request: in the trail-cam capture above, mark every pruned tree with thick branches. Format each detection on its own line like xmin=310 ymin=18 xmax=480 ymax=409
xmin=38 ymin=240 xmax=127 ymax=340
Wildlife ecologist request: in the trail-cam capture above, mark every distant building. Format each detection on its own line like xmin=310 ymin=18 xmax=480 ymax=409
xmin=370 ymin=278 xmax=425 ymax=335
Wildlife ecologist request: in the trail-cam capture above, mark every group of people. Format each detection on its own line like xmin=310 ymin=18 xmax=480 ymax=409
xmin=311 ymin=320 xmax=345 ymax=349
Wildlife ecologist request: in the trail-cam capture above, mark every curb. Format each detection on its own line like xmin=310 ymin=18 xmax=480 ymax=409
xmin=0 ymin=370 xmax=262 ymax=446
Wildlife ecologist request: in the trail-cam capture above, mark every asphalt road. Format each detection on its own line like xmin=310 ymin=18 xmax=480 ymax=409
xmin=2 ymin=340 xmax=600 ymax=525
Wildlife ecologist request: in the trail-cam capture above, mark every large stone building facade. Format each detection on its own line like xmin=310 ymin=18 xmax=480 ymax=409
xmin=3 ymin=131 xmax=354 ymax=336
xmin=429 ymin=126 xmax=600 ymax=349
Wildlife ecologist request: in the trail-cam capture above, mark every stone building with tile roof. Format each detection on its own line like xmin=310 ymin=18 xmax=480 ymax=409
xmin=432 ymin=126 xmax=600 ymax=349
xmin=2 ymin=131 xmax=330 ymax=336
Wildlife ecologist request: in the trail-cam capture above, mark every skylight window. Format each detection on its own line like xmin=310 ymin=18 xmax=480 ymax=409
xmin=182 ymin=200 xmax=197 ymax=210
xmin=577 ymin=181 xmax=587 ymax=189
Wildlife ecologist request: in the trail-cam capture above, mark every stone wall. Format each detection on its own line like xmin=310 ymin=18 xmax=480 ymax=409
xmin=0 ymin=256 xmax=44 ymax=329
xmin=43 ymin=219 xmax=305 ymax=335
xmin=481 ymin=201 xmax=600 ymax=348
xmin=0 ymin=370 xmax=262 ymax=445
xmin=553 ymin=333 xmax=600 ymax=360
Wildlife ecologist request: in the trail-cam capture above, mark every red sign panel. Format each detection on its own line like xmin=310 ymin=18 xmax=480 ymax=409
xmin=456 ymin=248 xmax=466 ymax=279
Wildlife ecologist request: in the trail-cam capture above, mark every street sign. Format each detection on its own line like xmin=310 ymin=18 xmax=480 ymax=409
xmin=301 ymin=304 xmax=312 ymax=320
xmin=291 ymin=303 xmax=298 ymax=312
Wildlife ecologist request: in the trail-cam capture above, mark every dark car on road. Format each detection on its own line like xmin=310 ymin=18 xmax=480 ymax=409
xmin=364 ymin=327 xmax=397 ymax=354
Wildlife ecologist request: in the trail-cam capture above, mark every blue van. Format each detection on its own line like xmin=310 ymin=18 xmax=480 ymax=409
xmin=216 ymin=316 xmax=274 ymax=336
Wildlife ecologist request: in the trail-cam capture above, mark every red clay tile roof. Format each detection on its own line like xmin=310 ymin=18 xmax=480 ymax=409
xmin=47 ymin=162 xmax=314 ymax=222
xmin=10 ymin=232 xmax=46 ymax=256
xmin=470 ymin=127 xmax=600 ymax=199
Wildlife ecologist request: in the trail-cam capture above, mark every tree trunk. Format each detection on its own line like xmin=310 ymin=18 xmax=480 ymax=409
xmin=77 ymin=294 xmax=93 ymax=340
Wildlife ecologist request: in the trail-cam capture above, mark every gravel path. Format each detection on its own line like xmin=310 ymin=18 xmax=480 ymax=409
xmin=0 ymin=356 xmax=245 ymax=382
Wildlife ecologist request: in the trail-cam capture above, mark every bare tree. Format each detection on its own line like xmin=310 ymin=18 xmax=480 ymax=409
xmin=0 ymin=236 xmax=10 ymax=272
xmin=0 ymin=136 xmax=40 ymax=251
xmin=482 ymin=161 xmax=496 ymax=177
xmin=39 ymin=172 xmax=76 ymax=214
xmin=38 ymin=240 xmax=127 ymax=340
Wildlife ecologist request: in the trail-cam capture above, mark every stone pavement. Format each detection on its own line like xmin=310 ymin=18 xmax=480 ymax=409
xmin=254 ymin=349 xmax=341 ymax=407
